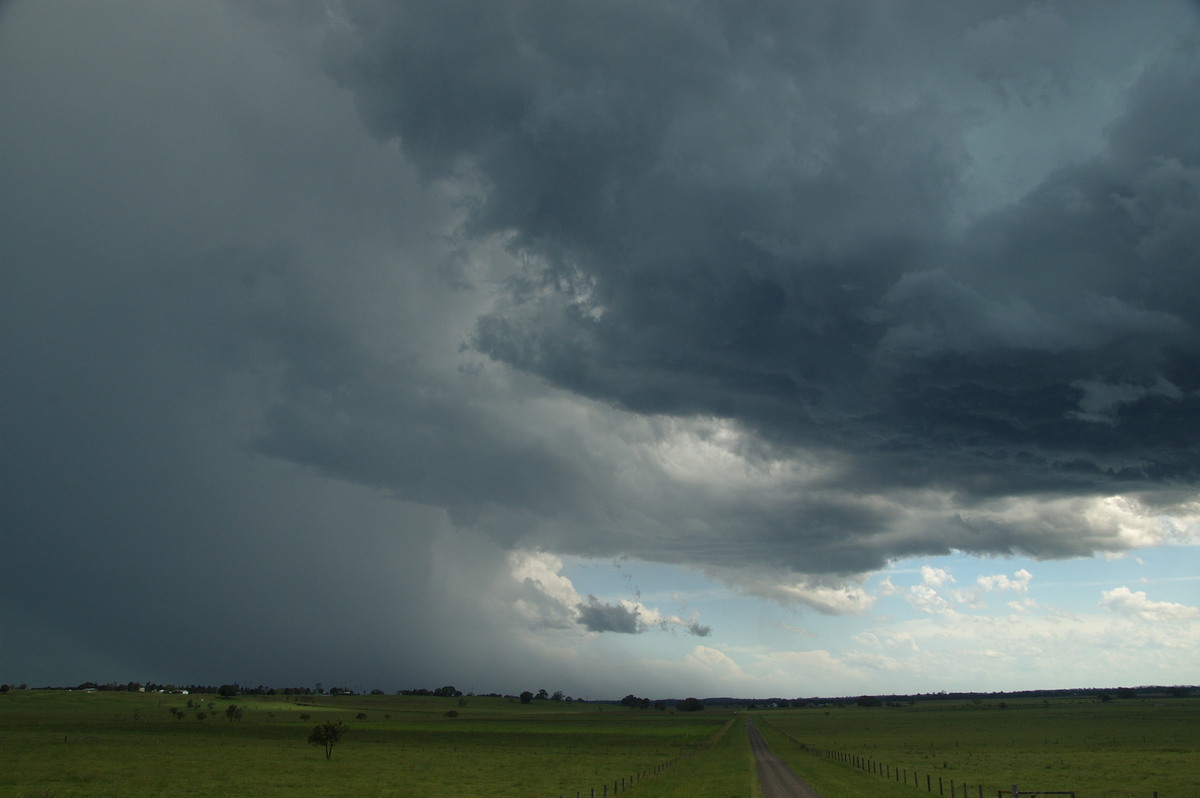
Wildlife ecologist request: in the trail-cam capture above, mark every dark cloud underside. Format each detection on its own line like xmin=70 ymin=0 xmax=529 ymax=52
xmin=324 ymin=0 xmax=1200 ymax=510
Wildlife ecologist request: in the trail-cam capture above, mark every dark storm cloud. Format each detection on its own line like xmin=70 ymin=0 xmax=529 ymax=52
xmin=325 ymin=2 xmax=1200 ymax=527
xmin=577 ymin=596 xmax=642 ymax=634
xmin=5 ymin=0 xmax=1200 ymax=694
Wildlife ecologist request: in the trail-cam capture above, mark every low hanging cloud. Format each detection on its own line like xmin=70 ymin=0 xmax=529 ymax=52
xmin=574 ymin=595 xmax=715 ymax=636
xmin=577 ymin=596 xmax=643 ymax=635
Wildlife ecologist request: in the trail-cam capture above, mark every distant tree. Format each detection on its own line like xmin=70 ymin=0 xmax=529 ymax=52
xmin=620 ymin=694 xmax=640 ymax=708
xmin=356 ymin=712 xmax=367 ymax=720
xmin=519 ymin=691 xmax=534 ymax=704
xmin=224 ymin=704 xmax=244 ymax=722
xmin=370 ymin=689 xmax=385 ymax=695
xmin=536 ymin=689 xmax=549 ymax=700
xmin=550 ymin=691 xmax=564 ymax=701
xmin=1117 ymin=688 xmax=1137 ymax=699
xmin=654 ymin=701 xmax=667 ymax=711
xmin=195 ymin=712 xmax=207 ymax=721
xmin=218 ymin=684 xmax=239 ymax=698
xmin=856 ymin=695 xmax=883 ymax=707
xmin=0 ymin=684 xmax=9 ymax=693
xmin=434 ymin=685 xmax=461 ymax=698
xmin=677 ymin=697 xmax=704 ymax=712
xmin=308 ymin=720 xmax=348 ymax=759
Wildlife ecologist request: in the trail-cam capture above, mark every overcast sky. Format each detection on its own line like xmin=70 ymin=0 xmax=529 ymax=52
xmin=3 ymin=0 xmax=1199 ymax=698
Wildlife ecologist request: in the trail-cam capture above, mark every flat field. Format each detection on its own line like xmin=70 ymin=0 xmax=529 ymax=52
xmin=0 ymin=690 xmax=749 ymax=798
xmin=4 ymin=690 xmax=1195 ymax=797
xmin=753 ymin=695 xmax=1200 ymax=798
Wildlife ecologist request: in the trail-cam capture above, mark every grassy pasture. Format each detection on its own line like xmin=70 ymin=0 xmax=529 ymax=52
xmin=0 ymin=690 xmax=742 ymax=798
xmin=753 ymin=696 xmax=1200 ymax=798
xmin=5 ymin=690 xmax=1194 ymax=797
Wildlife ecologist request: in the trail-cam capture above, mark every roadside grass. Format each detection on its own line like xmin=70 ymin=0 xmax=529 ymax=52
xmin=0 ymin=690 xmax=732 ymax=798
xmin=753 ymin=696 xmax=1200 ymax=798
xmin=635 ymin=716 xmax=760 ymax=798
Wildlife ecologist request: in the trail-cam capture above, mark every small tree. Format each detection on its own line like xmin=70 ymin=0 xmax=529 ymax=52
xmin=225 ymin=704 xmax=244 ymax=722
xmin=519 ymin=691 xmax=533 ymax=704
xmin=308 ymin=720 xmax=348 ymax=759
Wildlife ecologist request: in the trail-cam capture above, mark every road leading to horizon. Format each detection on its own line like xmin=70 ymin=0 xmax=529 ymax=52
xmin=747 ymin=719 xmax=825 ymax=798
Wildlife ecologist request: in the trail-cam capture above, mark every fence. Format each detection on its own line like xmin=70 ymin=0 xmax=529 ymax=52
xmin=557 ymin=717 xmax=735 ymax=798
xmin=559 ymin=761 xmax=677 ymax=798
xmin=758 ymin=717 xmax=1171 ymax=798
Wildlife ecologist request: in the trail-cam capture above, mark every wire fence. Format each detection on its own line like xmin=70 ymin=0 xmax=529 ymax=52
xmin=758 ymin=717 xmax=1172 ymax=798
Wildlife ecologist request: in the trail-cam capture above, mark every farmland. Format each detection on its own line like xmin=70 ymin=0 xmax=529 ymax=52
xmin=753 ymin=695 xmax=1199 ymax=798
xmin=0 ymin=690 xmax=745 ymax=798
xmin=1 ymin=689 xmax=1196 ymax=797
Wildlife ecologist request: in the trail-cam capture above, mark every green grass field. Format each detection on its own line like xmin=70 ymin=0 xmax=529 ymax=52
xmin=2 ymin=690 xmax=1196 ymax=797
xmin=0 ymin=690 xmax=741 ymax=798
xmin=753 ymin=696 xmax=1200 ymax=798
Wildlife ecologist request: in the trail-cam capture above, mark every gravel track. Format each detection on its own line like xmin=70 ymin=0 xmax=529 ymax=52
xmin=747 ymin=719 xmax=825 ymax=798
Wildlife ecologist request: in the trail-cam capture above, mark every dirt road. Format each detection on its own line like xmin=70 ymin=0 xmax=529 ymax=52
xmin=747 ymin=719 xmax=825 ymax=798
